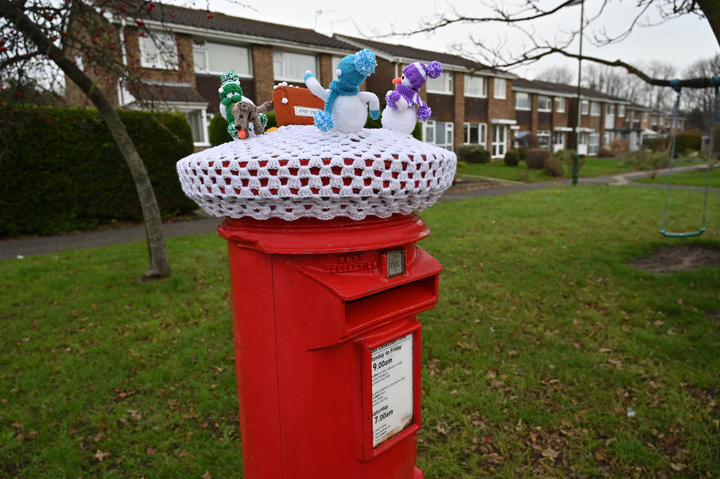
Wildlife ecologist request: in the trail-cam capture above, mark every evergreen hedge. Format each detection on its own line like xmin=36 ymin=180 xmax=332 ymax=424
xmin=0 ymin=105 xmax=196 ymax=236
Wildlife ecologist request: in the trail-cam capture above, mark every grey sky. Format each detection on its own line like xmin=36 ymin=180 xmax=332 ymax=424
xmin=205 ymin=0 xmax=719 ymax=81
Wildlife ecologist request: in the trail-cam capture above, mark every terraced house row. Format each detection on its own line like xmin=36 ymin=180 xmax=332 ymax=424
xmin=65 ymin=4 xmax=684 ymax=156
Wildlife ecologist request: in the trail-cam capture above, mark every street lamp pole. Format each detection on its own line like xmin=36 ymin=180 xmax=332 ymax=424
xmin=572 ymin=0 xmax=585 ymax=185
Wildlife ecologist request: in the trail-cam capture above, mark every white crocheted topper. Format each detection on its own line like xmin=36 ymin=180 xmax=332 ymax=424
xmin=176 ymin=125 xmax=457 ymax=221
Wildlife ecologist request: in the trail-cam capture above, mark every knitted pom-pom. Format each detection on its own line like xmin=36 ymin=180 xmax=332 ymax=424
xmin=314 ymin=110 xmax=334 ymax=132
xmin=417 ymin=104 xmax=432 ymax=122
xmin=354 ymin=49 xmax=377 ymax=76
xmin=425 ymin=61 xmax=443 ymax=79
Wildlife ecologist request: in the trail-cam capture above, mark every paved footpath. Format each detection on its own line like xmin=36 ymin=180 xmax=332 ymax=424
xmin=1 ymin=164 xmax=717 ymax=260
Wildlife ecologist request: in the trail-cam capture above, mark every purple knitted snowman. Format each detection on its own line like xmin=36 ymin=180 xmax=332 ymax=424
xmin=381 ymin=61 xmax=443 ymax=135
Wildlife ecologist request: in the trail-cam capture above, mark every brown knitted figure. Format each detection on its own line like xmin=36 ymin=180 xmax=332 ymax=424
xmin=232 ymin=101 xmax=274 ymax=139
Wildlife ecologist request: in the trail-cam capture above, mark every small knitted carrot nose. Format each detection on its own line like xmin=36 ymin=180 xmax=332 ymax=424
xmin=238 ymin=130 xmax=247 ymax=139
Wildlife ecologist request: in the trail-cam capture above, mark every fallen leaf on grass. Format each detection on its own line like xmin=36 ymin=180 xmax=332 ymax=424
xmin=201 ymin=471 xmax=212 ymax=479
xmin=542 ymin=448 xmax=559 ymax=460
xmin=670 ymin=463 xmax=686 ymax=471
xmin=94 ymin=450 xmax=110 ymax=462
xmin=178 ymin=450 xmax=189 ymax=457
xmin=146 ymin=447 xmax=156 ymax=457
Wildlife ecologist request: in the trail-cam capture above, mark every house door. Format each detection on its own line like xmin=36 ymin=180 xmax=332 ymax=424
xmin=577 ymin=132 xmax=588 ymax=156
xmin=492 ymin=125 xmax=506 ymax=158
xmin=553 ymin=131 xmax=565 ymax=152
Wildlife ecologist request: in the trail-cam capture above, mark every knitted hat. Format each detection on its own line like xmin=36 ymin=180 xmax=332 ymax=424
xmin=402 ymin=61 xmax=443 ymax=90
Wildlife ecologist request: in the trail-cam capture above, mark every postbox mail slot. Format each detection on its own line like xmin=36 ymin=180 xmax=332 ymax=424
xmin=345 ymin=276 xmax=437 ymax=336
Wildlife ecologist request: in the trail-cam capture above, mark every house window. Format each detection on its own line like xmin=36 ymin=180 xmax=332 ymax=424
xmin=464 ymin=75 xmax=487 ymax=97
xmin=463 ymin=122 xmax=487 ymax=147
xmin=553 ymin=131 xmax=564 ymax=147
xmin=139 ymin=31 xmax=179 ymax=70
xmin=331 ymin=56 xmax=342 ymax=76
xmin=618 ymin=105 xmax=625 ymax=117
xmin=581 ymin=100 xmax=589 ymax=115
xmin=607 ymin=104 xmax=615 ymax=115
xmin=579 ymin=131 xmax=589 ymax=145
xmin=591 ymin=102 xmax=601 ymax=116
xmin=643 ymin=112 xmax=649 ymax=122
xmin=193 ymin=41 xmax=251 ymax=76
xmin=493 ymin=78 xmax=506 ymax=99
xmin=537 ymin=130 xmax=551 ymax=149
xmin=491 ymin=124 xmax=506 ymax=157
xmin=555 ymin=97 xmax=565 ymax=113
xmin=538 ymin=96 xmax=552 ymax=112
xmin=273 ymin=51 xmax=317 ymax=82
xmin=181 ymin=108 xmax=208 ymax=146
xmin=424 ymin=120 xmax=453 ymax=150
xmin=426 ymin=72 xmax=453 ymax=94
xmin=515 ymin=92 xmax=531 ymax=110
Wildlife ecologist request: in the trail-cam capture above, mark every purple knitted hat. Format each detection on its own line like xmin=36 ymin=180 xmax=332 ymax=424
xmin=402 ymin=61 xmax=443 ymax=89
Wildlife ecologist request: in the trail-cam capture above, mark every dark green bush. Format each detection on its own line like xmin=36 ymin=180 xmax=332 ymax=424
xmin=552 ymin=149 xmax=583 ymax=173
xmin=209 ymin=112 xmax=230 ymax=146
xmin=674 ymin=129 xmax=703 ymax=152
xmin=457 ymin=145 xmax=491 ymax=163
xmin=524 ymin=148 xmax=550 ymax=169
xmin=504 ymin=149 xmax=520 ymax=166
xmin=623 ymin=150 xmax=669 ymax=177
xmin=0 ymin=105 xmax=196 ymax=236
xmin=643 ymin=136 xmax=669 ymax=152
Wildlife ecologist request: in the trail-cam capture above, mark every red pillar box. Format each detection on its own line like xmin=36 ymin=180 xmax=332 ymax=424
xmin=177 ymin=126 xmax=456 ymax=479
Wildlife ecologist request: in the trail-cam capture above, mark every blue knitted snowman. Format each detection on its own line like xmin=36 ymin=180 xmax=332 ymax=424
xmin=304 ymin=49 xmax=380 ymax=133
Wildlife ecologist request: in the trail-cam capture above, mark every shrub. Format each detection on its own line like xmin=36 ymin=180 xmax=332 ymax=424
xmin=524 ymin=148 xmax=550 ymax=169
xmin=457 ymin=145 xmax=491 ymax=163
xmin=209 ymin=112 xmax=229 ymax=146
xmin=544 ymin=156 xmax=565 ymax=177
xmin=609 ymin=139 xmax=629 ymax=157
xmin=674 ymin=129 xmax=703 ymax=152
xmin=643 ymin=136 xmax=669 ymax=152
xmin=597 ymin=147 xmax=612 ymax=158
xmin=504 ymin=149 xmax=520 ymax=166
xmin=624 ymin=150 xmax=669 ymax=177
xmin=0 ymin=105 xmax=196 ymax=236
xmin=552 ymin=149 xmax=583 ymax=175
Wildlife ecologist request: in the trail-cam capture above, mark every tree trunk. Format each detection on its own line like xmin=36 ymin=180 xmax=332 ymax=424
xmin=698 ymin=0 xmax=720 ymax=46
xmin=1 ymin=0 xmax=171 ymax=279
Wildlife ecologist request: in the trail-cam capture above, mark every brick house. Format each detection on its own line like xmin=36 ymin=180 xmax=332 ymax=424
xmin=511 ymin=78 xmax=632 ymax=155
xmin=66 ymin=4 xmax=358 ymax=147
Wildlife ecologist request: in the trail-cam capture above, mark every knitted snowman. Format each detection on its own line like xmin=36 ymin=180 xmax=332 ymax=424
xmin=304 ymin=49 xmax=380 ymax=133
xmin=382 ymin=61 xmax=443 ymax=135
xmin=218 ymin=71 xmax=267 ymax=139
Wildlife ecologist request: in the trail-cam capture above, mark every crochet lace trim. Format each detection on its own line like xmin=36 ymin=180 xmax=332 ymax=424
xmin=176 ymin=125 xmax=457 ymax=221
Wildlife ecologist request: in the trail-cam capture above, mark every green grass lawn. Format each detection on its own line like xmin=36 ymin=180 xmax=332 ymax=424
xmin=636 ymin=166 xmax=720 ymax=188
xmin=2 ymin=186 xmax=719 ymax=478
xmin=457 ymin=156 xmax=698 ymax=184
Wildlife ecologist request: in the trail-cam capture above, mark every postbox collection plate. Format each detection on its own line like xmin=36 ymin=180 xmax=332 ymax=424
xmin=385 ymin=249 xmax=406 ymax=278
xmin=371 ymin=333 xmax=414 ymax=447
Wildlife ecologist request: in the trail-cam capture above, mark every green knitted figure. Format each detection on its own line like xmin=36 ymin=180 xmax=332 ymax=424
xmin=218 ymin=70 xmax=268 ymax=139
xmin=219 ymin=71 xmax=244 ymax=139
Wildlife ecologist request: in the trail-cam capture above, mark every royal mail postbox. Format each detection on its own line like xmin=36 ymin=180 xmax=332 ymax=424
xmin=217 ymin=213 xmax=440 ymax=479
xmin=176 ymin=124 xmax=456 ymax=479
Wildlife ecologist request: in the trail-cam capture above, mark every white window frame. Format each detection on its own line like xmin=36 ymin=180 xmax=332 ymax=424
xmin=463 ymin=122 xmax=487 ymax=147
xmin=590 ymin=102 xmax=601 ymax=117
xmin=537 ymin=130 xmax=551 ymax=149
xmin=555 ymin=97 xmax=565 ymax=113
xmin=538 ymin=95 xmax=552 ymax=112
xmin=618 ymin=104 xmax=626 ymax=117
xmin=426 ymin=71 xmax=453 ymax=94
xmin=464 ymin=75 xmax=487 ymax=98
xmin=581 ymin=100 xmax=589 ymax=115
xmin=491 ymin=124 xmax=507 ymax=158
xmin=139 ymin=31 xmax=179 ymax=70
xmin=607 ymin=104 xmax=615 ymax=115
xmin=588 ymin=133 xmax=600 ymax=155
xmin=643 ymin=112 xmax=649 ymax=122
xmin=553 ymin=131 xmax=564 ymax=146
xmin=515 ymin=92 xmax=531 ymax=110
xmin=424 ymin=120 xmax=454 ymax=150
xmin=493 ymin=78 xmax=507 ymax=99
xmin=193 ymin=40 xmax=252 ymax=77
xmin=273 ymin=50 xmax=318 ymax=82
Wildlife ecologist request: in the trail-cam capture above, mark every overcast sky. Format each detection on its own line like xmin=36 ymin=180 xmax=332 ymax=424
xmin=201 ymin=0 xmax=719 ymax=81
